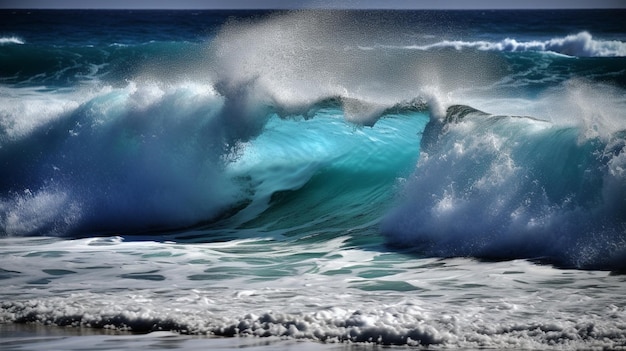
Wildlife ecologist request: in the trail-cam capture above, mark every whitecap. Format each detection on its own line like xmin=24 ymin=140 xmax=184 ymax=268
xmin=0 ymin=36 xmax=24 ymax=45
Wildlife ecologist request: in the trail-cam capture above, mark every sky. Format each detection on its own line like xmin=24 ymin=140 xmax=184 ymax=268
xmin=1 ymin=0 xmax=625 ymax=9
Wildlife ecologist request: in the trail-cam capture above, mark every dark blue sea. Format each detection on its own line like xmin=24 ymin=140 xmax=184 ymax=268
xmin=1 ymin=9 xmax=625 ymax=350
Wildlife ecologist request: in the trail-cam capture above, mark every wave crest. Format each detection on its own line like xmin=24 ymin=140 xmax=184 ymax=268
xmin=0 ymin=36 xmax=24 ymax=45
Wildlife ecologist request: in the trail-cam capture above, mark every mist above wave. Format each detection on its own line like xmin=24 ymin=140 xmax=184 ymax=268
xmin=206 ymin=10 xmax=507 ymax=124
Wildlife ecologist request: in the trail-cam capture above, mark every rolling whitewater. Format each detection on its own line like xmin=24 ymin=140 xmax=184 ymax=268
xmin=1 ymin=9 xmax=626 ymax=350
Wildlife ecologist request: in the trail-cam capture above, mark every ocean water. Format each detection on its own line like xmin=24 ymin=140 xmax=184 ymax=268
xmin=1 ymin=9 xmax=626 ymax=350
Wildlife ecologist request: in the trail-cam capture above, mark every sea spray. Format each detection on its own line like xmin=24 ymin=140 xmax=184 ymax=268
xmin=207 ymin=10 xmax=506 ymax=123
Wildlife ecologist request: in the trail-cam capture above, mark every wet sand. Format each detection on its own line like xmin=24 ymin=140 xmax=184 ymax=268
xmin=0 ymin=323 xmax=382 ymax=351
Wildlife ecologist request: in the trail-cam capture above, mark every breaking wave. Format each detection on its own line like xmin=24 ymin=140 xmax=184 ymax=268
xmin=382 ymin=99 xmax=626 ymax=270
xmin=1 ymin=10 xmax=625 ymax=271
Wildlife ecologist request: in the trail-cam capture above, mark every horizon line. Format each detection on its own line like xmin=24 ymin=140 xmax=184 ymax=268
xmin=1 ymin=0 xmax=625 ymax=11
xmin=2 ymin=6 xmax=625 ymax=10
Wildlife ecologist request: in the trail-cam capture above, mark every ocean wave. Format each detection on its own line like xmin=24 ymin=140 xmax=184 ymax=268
xmin=0 ymin=81 xmax=427 ymax=236
xmin=382 ymin=103 xmax=626 ymax=270
xmin=2 ymin=10 xmax=625 ymax=272
xmin=2 ymin=78 xmax=625 ymax=272
xmin=0 ymin=36 xmax=24 ymax=45
xmin=404 ymin=31 xmax=626 ymax=57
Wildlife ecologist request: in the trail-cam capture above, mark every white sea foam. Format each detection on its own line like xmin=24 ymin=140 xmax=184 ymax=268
xmin=0 ymin=237 xmax=625 ymax=349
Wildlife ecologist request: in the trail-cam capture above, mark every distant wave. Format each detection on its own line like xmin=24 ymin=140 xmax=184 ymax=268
xmin=0 ymin=36 xmax=24 ymax=45
xmin=404 ymin=32 xmax=626 ymax=57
